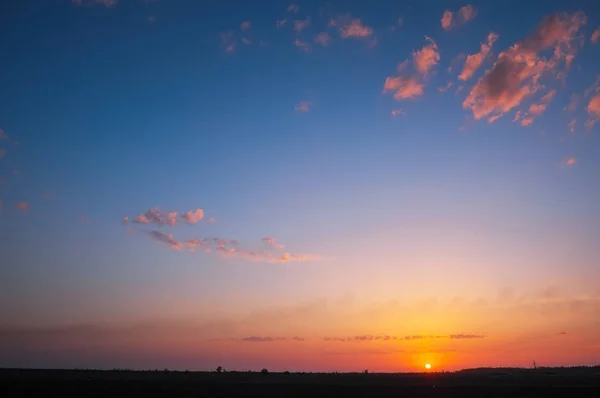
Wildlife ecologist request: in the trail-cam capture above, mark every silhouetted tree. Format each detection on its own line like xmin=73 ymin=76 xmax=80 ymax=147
xmin=283 ymin=371 xmax=291 ymax=375
xmin=216 ymin=366 xmax=222 ymax=373
xmin=261 ymin=368 xmax=269 ymax=375
xmin=364 ymin=369 xmax=369 ymax=374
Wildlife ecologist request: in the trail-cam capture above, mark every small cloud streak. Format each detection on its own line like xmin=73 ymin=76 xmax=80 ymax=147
xmin=276 ymin=19 xmax=286 ymax=28
xmin=149 ymin=231 xmax=184 ymax=250
xmin=295 ymin=101 xmax=311 ymax=111
xmin=442 ymin=5 xmax=477 ymax=31
xmin=287 ymin=4 xmax=299 ymax=13
xmin=459 ymin=33 xmax=499 ymax=81
xmin=16 ymin=202 xmax=29 ymax=212
xmin=324 ymin=334 xmax=485 ymax=342
xmin=391 ymin=109 xmax=406 ymax=117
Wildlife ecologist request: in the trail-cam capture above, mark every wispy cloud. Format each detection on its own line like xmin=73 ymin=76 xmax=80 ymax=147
xmin=441 ymin=5 xmax=477 ymax=31
xmin=314 ymin=32 xmax=331 ymax=47
xmin=459 ymin=33 xmax=499 ymax=81
xmin=16 ymin=202 xmax=29 ymax=212
xmin=141 ymin=230 xmax=320 ymax=264
xmin=0 ymin=128 xmax=8 ymax=140
xmin=242 ymin=336 xmax=287 ymax=342
xmin=263 ymin=237 xmax=284 ymax=249
xmin=294 ymin=38 xmax=309 ymax=51
xmin=220 ymin=31 xmax=236 ymax=53
xmin=339 ymin=19 xmax=373 ymax=38
xmin=287 ymin=4 xmax=299 ymax=13
xmin=72 ymin=0 xmax=118 ymax=7
xmin=324 ymin=334 xmax=485 ymax=342
xmin=391 ymin=109 xmax=406 ymax=117
xmin=240 ymin=21 xmax=251 ymax=31
xmin=294 ymin=17 xmax=310 ymax=32
xmin=586 ymin=84 xmax=600 ymax=129
xmin=463 ymin=12 xmax=586 ymax=123
xmin=295 ymin=101 xmax=311 ymax=111
xmin=276 ymin=19 xmax=286 ymax=28
xmin=513 ymin=89 xmax=557 ymax=127
xmin=0 ymin=148 xmax=6 ymax=159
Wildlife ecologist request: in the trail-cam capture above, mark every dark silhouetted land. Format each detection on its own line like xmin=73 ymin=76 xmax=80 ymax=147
xmin=1 ymin=366 xmax=599 ymax=397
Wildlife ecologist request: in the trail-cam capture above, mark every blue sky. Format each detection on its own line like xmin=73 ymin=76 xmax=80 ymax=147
xmin=1 ymin=0 xmax=600 ymax=371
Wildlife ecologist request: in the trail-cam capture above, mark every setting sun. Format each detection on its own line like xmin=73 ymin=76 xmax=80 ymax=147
xmin=425 ymin=364 xmax=431 ymax=370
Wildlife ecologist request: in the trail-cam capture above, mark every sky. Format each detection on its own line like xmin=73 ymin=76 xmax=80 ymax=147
xmin=1 ymin=0 xmax=600 ymax=373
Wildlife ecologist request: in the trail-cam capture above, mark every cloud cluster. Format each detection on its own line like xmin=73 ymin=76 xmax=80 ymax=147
xmin=463 ymin=12 xmax=587 ymax=123
xmin=441 ymin=5 xmax=477 ymax=31
xmin=128 ymin=207 xmax=206 ymax=227
xmin=383 ymin=37 xmax=440 ymax=101
xmin=329 ymin=15 xmax=373 ymax=39
xmin=513 ymin=89 xmax=557 ymax=126
xmin=324 ymin=334 xmax=484 ymax=342
xmin=72 ymin=0 xmax=118 ymax=7
xmin=459 ymin=33 xmax=499 ymax=81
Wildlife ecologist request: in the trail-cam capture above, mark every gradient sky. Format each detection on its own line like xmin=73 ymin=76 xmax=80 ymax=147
xmin=1 ymin=0 xmax=600 ymax=372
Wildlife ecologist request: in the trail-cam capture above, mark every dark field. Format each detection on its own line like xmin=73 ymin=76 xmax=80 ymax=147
xmin=2 ymin=367 xmax=599 ymax=397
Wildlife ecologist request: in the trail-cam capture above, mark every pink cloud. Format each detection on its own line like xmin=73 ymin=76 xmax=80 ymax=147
xmin=240 ymin=21 xmax=251 ymax=31
xmin=295 ymin=101 xmax=311 ymax=111
xmin=149 ymin=231 xmax=184 ymax=250
xmin=564 ymin=93 xmax=579 ymax=112
xmin=562 ymin=157 xmax=576 ymax=166
xmin=122 ymin=216 xmax=129 ymax=224
xmin=442 ymin=5 xmax=477 ymax=31
xmin=568 ymin=118 xmax=576 ymax=134
xmin=276 ymin=19 xmax=287 ymax=28
xmin=314 ymin=32 xmax=331 ymax=47
xmin=295 ymin=39 xmax=309 ymax=51
xmin=438 ymin=81 xmax=454 ymax=93
xmin=591 ymin=28 xmax=600 ymax=43
xmin=391 ymin=109 xmax=406 ymax=117
xmin=72 ymin=0 xmax=118 ymax=6
xmin=413 ymin=36 xmax=440 ymax=76
xmin=287 ymin=4 xmax=299 ymax=13
xmin=132 ymin=208 xmax=177 ymax=226
xmin=220 ymin=32 xmax=236 ymax=53
xmin=0 ymin=148 xmax=6 ymax=158
xmin=181 ymin=208 xmax=204 ymax=224
xmin=294 ymin=17 xmax=310 ymax=32
xmin=242 ymin=37 xmax=251 ymax=45
xmin=383 ymin=75 xmax=424 ymax=100
xmin=339 ymin=19 xmax=373 ymax=38
xmin=16 ymin=202 xmax=29 ymax=212
xmin=0 ymin=128 xmax=8 ymax=140
xmin=441 ymin=11 xmax=453 ymax=30
xmin=208 ymin=217 xmax=216 ymax=223
xmin=263 ymin=237 xmax=284 ymax=249
xmin=458 ymin=32 xmax=499 ymax=81
xmin=587 ymin=91 xmax=600 ymax=128
xmin=463 ymin=12 xmax=587 ymax=122
xmin=540 ymin=89 xmax=557 ymax=103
